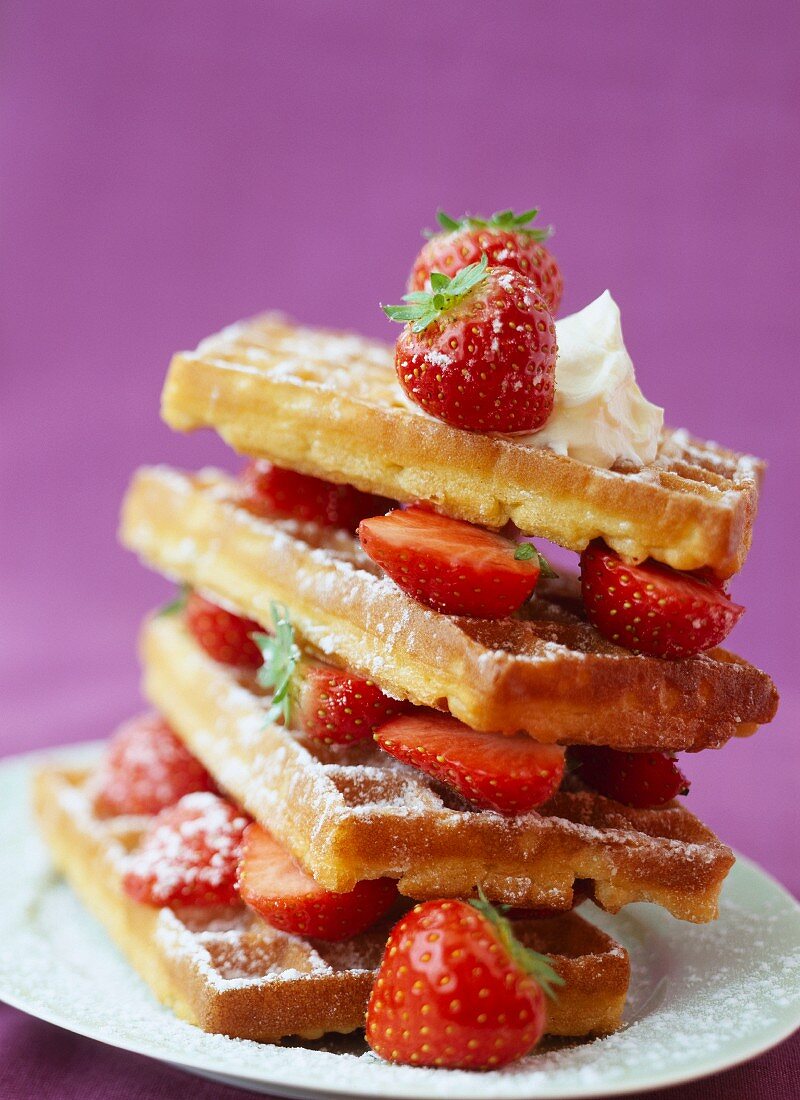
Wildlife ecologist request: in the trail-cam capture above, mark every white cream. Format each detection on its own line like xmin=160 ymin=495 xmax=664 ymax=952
xmin=521 ymin=291 xmax=663 ymax=468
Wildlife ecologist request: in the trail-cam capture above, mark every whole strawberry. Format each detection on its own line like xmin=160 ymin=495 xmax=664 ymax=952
xmin=94 ymin=713 xmax=215 ymax=817
xmin=366 ymin=896 xmax=562 ymax=1069
xmin=253 ymin=604 xmax=403 ymax=743
xmin=384 ymin=254 xmax=557 ymax=434
xmin=409 ymin=208 xmax=563 ymax=315
xmin=240 ymin=461 xmax=393 ymax=533
xmin=185 ymin=591 xmax=264 ymax=669
xmin=580 ymin=540 xmax=745 ymax=658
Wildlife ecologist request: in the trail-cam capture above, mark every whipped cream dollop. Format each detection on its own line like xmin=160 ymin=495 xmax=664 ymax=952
xmin=521 ymin=291 xmax=663 ymax=468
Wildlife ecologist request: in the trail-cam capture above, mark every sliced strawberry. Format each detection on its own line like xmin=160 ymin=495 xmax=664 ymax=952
xmin=122 ymin=792 xmax=250 ymax=908
xmin=240 ymin=461 xmax=394 ymax=532
xmin=94 ymin=713 xmax=215 ymax=817
xmin=375 ymin=713 xmax=565 ymax=815
xmin=185 ymin=592 xmax=263 ymax=669
xmin=568 ymin=745 xmax=690 ymax=808
xmin=580 ymin=540 xmax=744 ymax=658
xmin=237 ymin=823 xmax=398 ymax=940
xmin=358 ymin=506 xmax=546 ymax=618
xmin=294 ymin=663 xmax=407 ymax=745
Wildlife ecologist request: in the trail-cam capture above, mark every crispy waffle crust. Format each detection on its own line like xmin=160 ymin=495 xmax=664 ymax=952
xmin=33 ymin=766 xmax=630 ymax=1040
xmin=161 ymin=315 xmax=763 ymax=577
xmin=139 ymin=613 xmax=734 ymax=922
xmin=120 ymin=466 xmax=778 ymax=752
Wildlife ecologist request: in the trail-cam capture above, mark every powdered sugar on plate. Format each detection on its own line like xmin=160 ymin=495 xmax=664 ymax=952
xmin=2 ymin=743 xmax=799 ymax=1099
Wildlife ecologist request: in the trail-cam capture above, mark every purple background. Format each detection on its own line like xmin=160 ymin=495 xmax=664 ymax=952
xmin=1 ymin=1 xmax=798 ymax=1095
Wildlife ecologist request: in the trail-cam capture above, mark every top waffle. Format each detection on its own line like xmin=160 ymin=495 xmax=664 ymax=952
xmin=161 ymin=315 xmax=763 ymax=577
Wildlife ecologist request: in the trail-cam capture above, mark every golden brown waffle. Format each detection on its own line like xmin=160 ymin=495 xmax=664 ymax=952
xmin=161 ymin=314 xmax=763 ymax=577
xmin=139 ymin=613 xmax=735 ymax=923
xmin=121 ymin=466 xmax=778 ymax=752
xmin=34 ymin=765 xmax=630 ymax=1040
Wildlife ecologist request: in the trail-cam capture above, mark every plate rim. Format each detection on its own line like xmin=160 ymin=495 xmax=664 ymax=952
xmin=1 ymin=740 xmax=799 ymax=1099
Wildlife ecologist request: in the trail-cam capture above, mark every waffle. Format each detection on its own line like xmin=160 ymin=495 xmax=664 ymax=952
xmin=33 ymin=765 xmax=631 ymax=1040
xmin=161 ymin=314 xmax=763 ymax=577
xmin=139 ymin=613 xmax=735 ymax=923
xmin=120 ymin=466 xmax=778 ymax=753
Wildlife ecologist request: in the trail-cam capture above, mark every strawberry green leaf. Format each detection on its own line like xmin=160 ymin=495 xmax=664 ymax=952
xmin=436 ymin=209 xmax=462 ymax=233
xmin=470 ymin=889 xmax=565 ymax=999
xmin=254 ymin=603 xmax=301 ymax=725
xmin=157 ymin=582 xmax=190 ymax=617
xmin=383 ymin=253 xmax=489 ymax=333
xmin=514 ymin=543 xmax=558 ymax=578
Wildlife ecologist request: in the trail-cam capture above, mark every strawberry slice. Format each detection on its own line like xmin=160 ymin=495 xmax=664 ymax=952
xmin=568 ymin=745 xmax=690 ymax=808
xmin=240 ymin=461 xmax=394 ymax=533
xmin=253 ymin=605 xmax=405 ymax=743
xmin=358 ymin=506 xmax=548 ymax=618
xmin=237 ymin=823 xmax=398 ymax=940
xmin=185 ymin=591 xmax=263 ymax=669
xmin=375 ymin=713 xmax=565 ymax=815
xmin=122 ymin=792 xmax=250 ymax=908
xmin=294 ymin=664 xmax=407 ymax=745
xmin=580 ymin=540 xmax=744 ymax=658
xmin=94 ymin=713 xmax=215 ymax=817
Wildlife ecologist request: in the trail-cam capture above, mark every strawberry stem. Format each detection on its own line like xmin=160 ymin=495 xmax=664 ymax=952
xmin=254 ymin=603 xmax=301 ymax=725
xmin=514 ymin=543 xmax=558 ymax=578
xmin=469 ymin=888 xmax=564 ymax=999
xmin=383 ymin=254 xmax=489 ymax=332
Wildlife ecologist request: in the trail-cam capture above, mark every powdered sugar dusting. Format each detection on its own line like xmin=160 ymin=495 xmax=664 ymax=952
xmin=5 ymin=746 xmax=799 ymax=1098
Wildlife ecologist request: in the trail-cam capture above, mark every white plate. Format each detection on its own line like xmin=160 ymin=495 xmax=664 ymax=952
xmin=1 ymin=742 xmax=798 ymax=1099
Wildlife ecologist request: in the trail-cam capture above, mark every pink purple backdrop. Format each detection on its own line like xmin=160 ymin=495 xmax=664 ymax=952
xmin=1 ymin=1 xmax=799 ymax=1093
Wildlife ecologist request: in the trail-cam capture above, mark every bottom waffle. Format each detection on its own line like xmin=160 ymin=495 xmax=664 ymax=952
xmin=33 ymin=765 xmax=630 ymax=1041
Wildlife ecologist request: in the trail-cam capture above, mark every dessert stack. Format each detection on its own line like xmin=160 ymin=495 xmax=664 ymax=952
xmin=35 ymin=209 xmax=778 ymax=1070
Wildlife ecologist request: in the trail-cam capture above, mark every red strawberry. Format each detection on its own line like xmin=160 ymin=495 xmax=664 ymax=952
xmin=384 ymin=254 xmax=557 ymax=433
xmin=237 ymin=823 xmax=398 ymax=940
xmin=240 ymin=461 xmax=393 ymax=533
xmin=409 ymin=208 xmax=563 ymax=315
xmin=358 ymin=506 xmax=548 ymax=618
xmin=185 ymin=592 xmax=263 ymax=669
xmin=94 ymin=713 xmax=215 ymax=817
xmin=122 ymin=792 xmax=249 ymax=908
xmin=568 ymin=745 xmax=690 ymax=809
xmin=580 ymin=540 xmax=745 ymax=658
xmin=252 ymin=606 xmax=406 ymax=743
xmin=294 ymin=663 xmax=407 ymax=745
xmin=366 ymin=896 xmax=562 ymax=1069
xmin=375 ymin=713 xmax=565 ymax=815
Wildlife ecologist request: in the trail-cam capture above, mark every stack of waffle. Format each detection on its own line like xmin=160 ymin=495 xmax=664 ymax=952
xmin=36 ymin=313 xmax=778 ymax=1046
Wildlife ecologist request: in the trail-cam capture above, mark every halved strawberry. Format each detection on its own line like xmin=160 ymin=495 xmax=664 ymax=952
xmin=358 ymin=506 xmax=549 ymax=618
xmin=253 ymin=605 xmax=405 ymax=744
xmin=240 ymin=461 xmax=394 ymax=533
xmin=568 ymin=745 xmax=690 ymax=808
xmin=185 ymin=592 xmax=263 ymax=669
xmin=122 ymin=792 xmax=250 ymax=908
xmin=580 ymin=540 xmax=744 ymax=658
xmin=375 ymin=713 xmax=565 ymax=815
xmin=237 ymin=823 xmax=398 ymax=940
xmin=94 ymin=713 xmax=215 ymax=817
